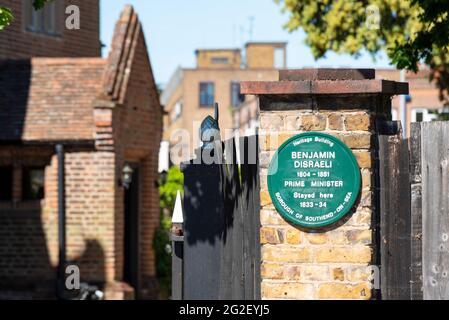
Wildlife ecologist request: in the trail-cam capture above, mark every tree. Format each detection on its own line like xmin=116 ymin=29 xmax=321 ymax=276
xmin=275 ymin=0 xmax=449 ymax=103
xmin=0 ymin=7 xmax=13 ymax=30
xmin=0 ymin=0 xmax=52 ymax=30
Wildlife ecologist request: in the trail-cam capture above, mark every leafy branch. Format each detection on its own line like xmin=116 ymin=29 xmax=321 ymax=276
xmin=0 ymin=0 xmax=53 ymax=30
xmin=33 ymin=0 xmax=51 ymax=10
xmin=0 ymin=7 xmax=14 ymax=31
xmin=276 ymin=0 xmax=449 ymax=104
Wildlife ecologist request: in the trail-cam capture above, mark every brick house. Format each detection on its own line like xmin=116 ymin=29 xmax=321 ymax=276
xmin=0 ymin=0 xmax=100 ymax=58
xmin=0 ymin=5 xmax=162 ymax=299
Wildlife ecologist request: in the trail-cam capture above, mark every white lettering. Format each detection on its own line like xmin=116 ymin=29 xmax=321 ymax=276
xmin=65 ymin=5 xmax=80 ymax=30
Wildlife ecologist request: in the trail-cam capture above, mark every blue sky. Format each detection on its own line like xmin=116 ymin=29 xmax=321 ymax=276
xmin=100 ymin=0 xmax=393 ymax=86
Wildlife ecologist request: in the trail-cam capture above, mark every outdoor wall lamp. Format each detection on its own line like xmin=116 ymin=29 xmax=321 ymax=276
xmin=122 ymin=164 xmax=133 ymax=189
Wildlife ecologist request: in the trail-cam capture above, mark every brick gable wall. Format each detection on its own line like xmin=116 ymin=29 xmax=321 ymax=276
xmin=116 ymin=28 xmax=162 ymax=298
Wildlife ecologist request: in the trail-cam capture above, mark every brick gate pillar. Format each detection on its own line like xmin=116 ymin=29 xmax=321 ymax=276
xmin=241 ymin=69 xmax=408 ymax=300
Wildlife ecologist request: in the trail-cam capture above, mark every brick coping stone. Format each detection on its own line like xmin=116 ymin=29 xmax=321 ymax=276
xmin=241 ymin=68 xmax=409 ymax=96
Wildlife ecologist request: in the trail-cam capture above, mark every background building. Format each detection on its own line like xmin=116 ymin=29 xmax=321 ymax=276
xmin=0 ymin=3 xmax=162 ymax=300
xmin=160 ymin=42 xmax=286 ymax=160
xmin=161 ymin=41 xmax=447 ymax=169
xmin=233 ymin=67 xmax=448 ymax=139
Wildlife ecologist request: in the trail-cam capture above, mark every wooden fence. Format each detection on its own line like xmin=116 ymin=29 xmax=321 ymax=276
xmin=172 ymin=135 xmax=261 ymax=300
xmin=380 ymin=121 xmax=449 ymax=300
xmin=173 ymin=121 xmax=449 ymax=300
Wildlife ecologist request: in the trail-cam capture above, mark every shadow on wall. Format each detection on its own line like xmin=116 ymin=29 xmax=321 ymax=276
xmin=0 ymin=61 xmax=108 ymax=300
xmin=0 ymin=206 xmax=54 ymax=299
xmin=0 ymin=60 xmax=49 ymax=298
xmin=68 ymin=239 xmax=106 ymax=291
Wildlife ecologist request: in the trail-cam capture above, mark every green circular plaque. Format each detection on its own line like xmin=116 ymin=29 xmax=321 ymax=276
xmin=267 ymin=132 xmax=361 ymax=228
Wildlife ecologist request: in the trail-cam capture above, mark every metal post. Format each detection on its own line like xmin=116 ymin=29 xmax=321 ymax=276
xmin=171 ymin=230 xmax=184 ymax=300
xmin=171 ymin=191 xmax=184 ymax=300
xmin=56 ymin=144 xmax=66 ymax=299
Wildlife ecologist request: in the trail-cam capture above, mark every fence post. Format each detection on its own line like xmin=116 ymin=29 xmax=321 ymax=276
xmin=171 ymin=191 xmax=184 ymax=300
xmin=378 ymin=121 xmax=411 ymax=299
xmin=241 ymin=69 xmax=408 ymax=300
xmin=409 ymin=123 xmax=423 ymax=299
xmin=421 ymin=121 xmax=449 ymax=299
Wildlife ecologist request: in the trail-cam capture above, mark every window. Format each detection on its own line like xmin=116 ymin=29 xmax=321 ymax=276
xmin=211 ymin=57 xmax=229 ymax=65
xmin=24 ymin=0 xmax=61 ymax=36
xmin=0 ymin=167 xmax=13 ymax=201
xmin=231 ymin=82 xmax=245 ymax=107
xmin=199 ymin=82 xmax=214 ymax=107
xmin=22 ymin=167 xmax=45 ymax=200
xmin=416 ymin=111 xmax=424 ymax=122
xmin=274 ymin=47 xmax=286 ymax=69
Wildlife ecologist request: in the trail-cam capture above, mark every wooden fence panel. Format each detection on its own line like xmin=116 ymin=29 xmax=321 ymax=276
xmin=217 ymin=155 xmax=234 ymax=299
xmin=240 ymin=135 xmax=261 ymax=300
xmin=223 ymin=138 xmax=245 ymax=299
xmin=379 ymin=123 xmax=411 ymax=299
xmin=422 ymin=121 xmax=449 ymax=299
xmin=410 ymin=123 xmax=423 ymax=299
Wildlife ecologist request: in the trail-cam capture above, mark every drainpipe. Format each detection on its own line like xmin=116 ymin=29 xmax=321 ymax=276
xmin=56 ymin=144 xmax=66 ymax=299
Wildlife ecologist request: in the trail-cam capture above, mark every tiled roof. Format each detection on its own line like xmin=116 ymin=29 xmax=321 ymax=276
xmin=0 ymin=58 xmax=105 ymax=142
xmin=0 ymin=5 xmax=159 ymax=144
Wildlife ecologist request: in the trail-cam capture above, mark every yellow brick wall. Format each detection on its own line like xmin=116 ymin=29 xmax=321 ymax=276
xmin=258 ymin=110 xmax=376 ymax=300
xmin=246 ymin=45 xmax=274 ymax=69
xmin=246 ymin=44 xmax=285 ymax=69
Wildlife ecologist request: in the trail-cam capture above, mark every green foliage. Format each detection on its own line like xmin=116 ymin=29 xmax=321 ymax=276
xmin=0 ymin=7 xmax=14 ymax=31
xmin=153 ymin=222 xmax=171 ymax=297
xmin=0 ymin=1 xmax=52 ymax=30
xmin=33 ymin=0 xmax=51 ymax=10
xmin=429 ymin=108 xmax=449 ymax=120
xmin=153 ymin=166 xmax=184 ymax=297
xmin=276 ymin=0 xmax=449 ymax=104
xmin=390 ymin=0 xmax=449 ymax=73
xmin=276 ymin=0 xmax=420 ymax=59
xmin=159 ymin=166 xmax=184 ymax=213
